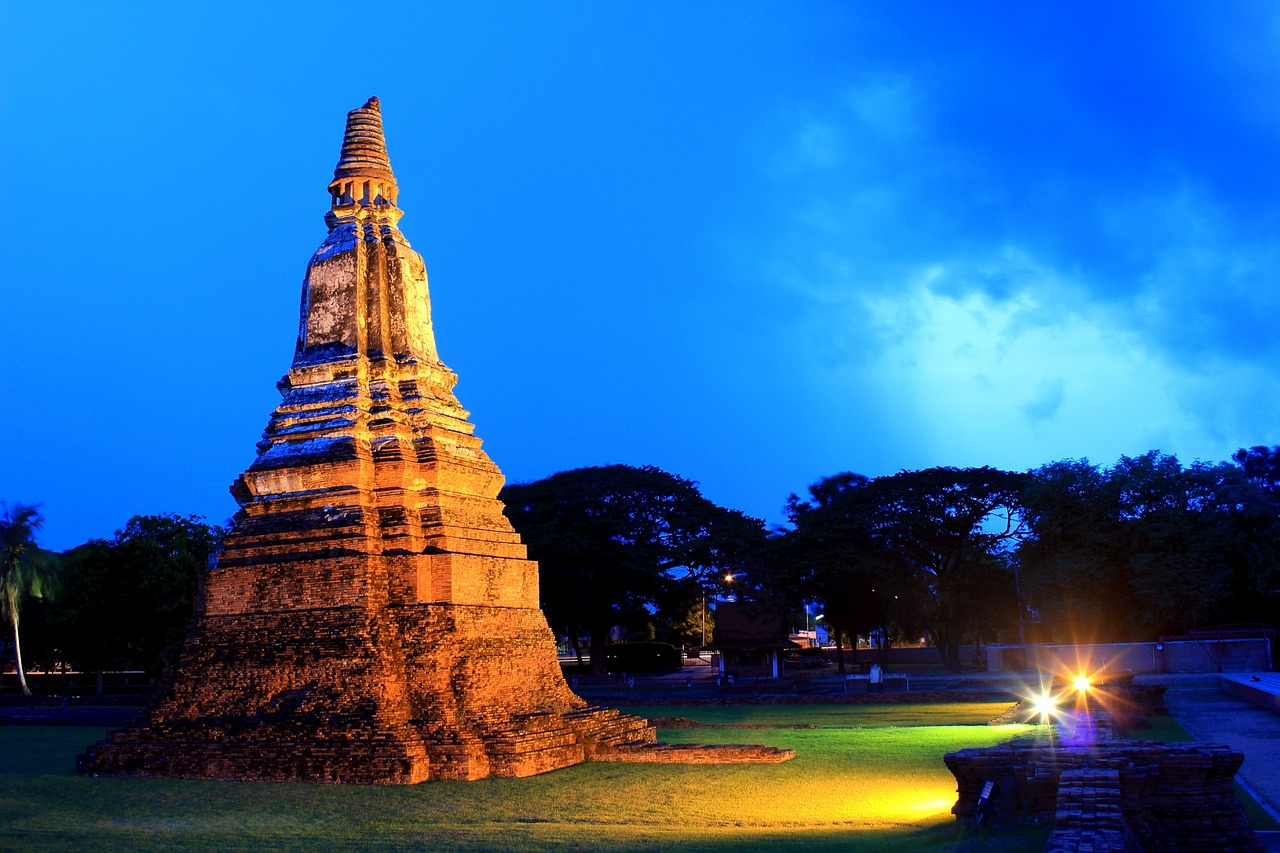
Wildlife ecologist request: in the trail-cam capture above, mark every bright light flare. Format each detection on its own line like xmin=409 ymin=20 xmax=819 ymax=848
xmin=1072 ymin=674 xmax=1092 ymax=693
xmin=1031 ymin=691 xmax=1058 ymax=719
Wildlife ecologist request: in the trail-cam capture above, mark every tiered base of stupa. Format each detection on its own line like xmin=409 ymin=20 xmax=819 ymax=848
xmin=76 ymin=352 xmax=662 ymax=783
xmin=78 ymin=599 xmax=656 ymax=783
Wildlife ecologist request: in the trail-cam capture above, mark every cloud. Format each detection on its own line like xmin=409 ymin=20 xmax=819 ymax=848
xmin=782 ymin=246 xmax=1280 ymax=472
xmin=769 ymin=73 xmax=925 ymax=188
xmin=1021 ymin=378 xmax=1065 ymax=424
xmin=863 ymin=261 xmax=1175 ymax=457
xmin=844 ymin=74 xmax=919 ymax=141
xmin=794 ymin=121 xmax=843 ymax=170
xmin=750 ymin=47 xmax=1280 ymax=476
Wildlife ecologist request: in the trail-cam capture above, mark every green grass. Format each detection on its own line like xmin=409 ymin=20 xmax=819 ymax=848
xmin=618 ymin=702 xmax=1013 ymax=728
xmin=1128 ymin=714 xmax=1280 ymax=831
xmin=0 ymin=707 xmax=1051 ymax=852
xmin=1127 ymin=713 xmax=1195 ymax=743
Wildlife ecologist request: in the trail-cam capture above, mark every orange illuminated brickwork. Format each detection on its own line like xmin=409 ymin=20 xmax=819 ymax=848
xmin=78 ymin=99 xmax=789 ymax=783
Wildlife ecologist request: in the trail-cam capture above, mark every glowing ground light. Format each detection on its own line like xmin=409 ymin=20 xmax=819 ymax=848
xmin=909 ymin=796 xmax=957 ymax=815
xmin=858 ymin=785 xmax=962 ymax=825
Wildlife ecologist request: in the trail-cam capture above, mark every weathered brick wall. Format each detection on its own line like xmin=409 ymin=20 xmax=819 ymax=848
xmin=946 ymin=740 xmax=1261 ymax=852
xmin=1044 ymin=767 xmax=1136 ymax=853
xmin=79 ymin=595 xmax=662 ymax=782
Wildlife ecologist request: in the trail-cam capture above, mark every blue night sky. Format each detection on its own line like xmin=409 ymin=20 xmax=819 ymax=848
xmin=4 ymin=2 xmax=1280 ymax=551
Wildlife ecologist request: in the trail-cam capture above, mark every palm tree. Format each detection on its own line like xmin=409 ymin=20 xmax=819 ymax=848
xmin=0 ymin=503 xmax=51 ymax=696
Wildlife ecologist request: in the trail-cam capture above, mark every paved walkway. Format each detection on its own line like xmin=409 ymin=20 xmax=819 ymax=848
xmin=1156 ymin=674 xmax=1280 ymax=823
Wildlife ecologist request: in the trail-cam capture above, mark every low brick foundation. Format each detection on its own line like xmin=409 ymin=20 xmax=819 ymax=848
xmin=77 ymin=603 xmax=664 ymax=783
xmin=77 ymin=600 xmax=793 ymax=782
xmin=945 ymin=738 xmax=1261 ymax=852
xmin=1045 ymin=767 xmax=1135 ymax=853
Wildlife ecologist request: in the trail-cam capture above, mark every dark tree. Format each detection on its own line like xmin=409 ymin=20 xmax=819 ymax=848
xmin=782 ymin=473 xmax=884 ymax=673
xmin=54 ymin=514 xmax=223 ymax=676
xmin=785 ymin=467 xmax=1026 ymax=671
xmin=1233 ymin=445 xmax=1280 ymax=498
xmin=660 ymin=595 xmax=715 ymax=650
xmin=859 ymin=467 xmax=1026 ymax=669
xmin=1019 ymin=459 xmax=1131 ymax=642
xmin=500 ymin=464 xmax=766 ymax=674
xmin=1021 ymin=451 xmax=1280 ymax=641
xmin=1224 ymin=446 xmax=1280 ymax=621
xmin=1112 ymin=453 xmax=1235 ymax=635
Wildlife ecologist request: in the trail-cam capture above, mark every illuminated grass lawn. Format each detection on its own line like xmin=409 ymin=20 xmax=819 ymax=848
xmin=625 ymin=701 xmax=1016 ymax=728
xmin=1 ymin=703 xmax=1051 ymax=852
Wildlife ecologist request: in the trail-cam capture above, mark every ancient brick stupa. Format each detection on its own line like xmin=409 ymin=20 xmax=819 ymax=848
xmin=78 ymin=97 xmax=672 ymax=783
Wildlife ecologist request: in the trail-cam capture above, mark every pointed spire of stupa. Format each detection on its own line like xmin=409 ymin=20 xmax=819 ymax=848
xmin=328 ymin=96 xmax=400 ymax=220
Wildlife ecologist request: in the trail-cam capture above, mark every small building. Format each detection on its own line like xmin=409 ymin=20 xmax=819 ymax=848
xmin=702 ymin=601 xmax=800 ymax=680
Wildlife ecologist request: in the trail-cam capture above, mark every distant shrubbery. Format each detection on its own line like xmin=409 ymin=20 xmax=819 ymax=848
xmin=9 ymin=514 xmax=222 ymax=681
xmin=6 ymin=445 xmax=1280 ymax=686
xmin=508 ymin=448 xmax=1280 ymax=674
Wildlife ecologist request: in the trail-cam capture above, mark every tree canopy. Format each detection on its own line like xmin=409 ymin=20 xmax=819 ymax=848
xmin=11 ymin=444 xmax=1278 ymax=686
xmin=54 ymin=514 xmax=223 ymax=675
xmin=784 ymin=467 xmax=1026 ymax=670
xmin=1019 ymin=451 xmax=1280 ymax=642
xmin=500 ymin=464 xmax=766 ymax=673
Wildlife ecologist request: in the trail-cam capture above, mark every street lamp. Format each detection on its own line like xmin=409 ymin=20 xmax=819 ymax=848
xmin=701 ymin=593 xmax=706 ymax=646
xmin=1013 ymin=561 xmax=1026 ymax=645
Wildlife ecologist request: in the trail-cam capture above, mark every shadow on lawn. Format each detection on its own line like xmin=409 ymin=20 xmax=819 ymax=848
xmin=606 ymin=823 xmax=1050 ymax=853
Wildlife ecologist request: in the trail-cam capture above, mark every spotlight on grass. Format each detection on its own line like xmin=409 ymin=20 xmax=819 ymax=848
xmin=910 ymin=795 xmax=957 ymax=816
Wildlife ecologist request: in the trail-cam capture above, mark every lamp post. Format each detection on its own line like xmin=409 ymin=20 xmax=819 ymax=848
xmin=1013 ymin=561 xmax=1026 ymax=645
xmin=701 ymin=593 xmax=706 ymax=646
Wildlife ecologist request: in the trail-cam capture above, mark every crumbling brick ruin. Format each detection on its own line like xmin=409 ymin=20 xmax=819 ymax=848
xmin=946 ymin=714 xmax=1262 ymax=852
xmin=78 ymin=98 xmax=790 ymax=783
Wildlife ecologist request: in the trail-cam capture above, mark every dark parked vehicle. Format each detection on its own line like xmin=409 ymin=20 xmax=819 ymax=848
xmin=783 ymin=648 xmax=830 ymax=669
xmin=603 ymin=642 xmax=682 ymax=674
